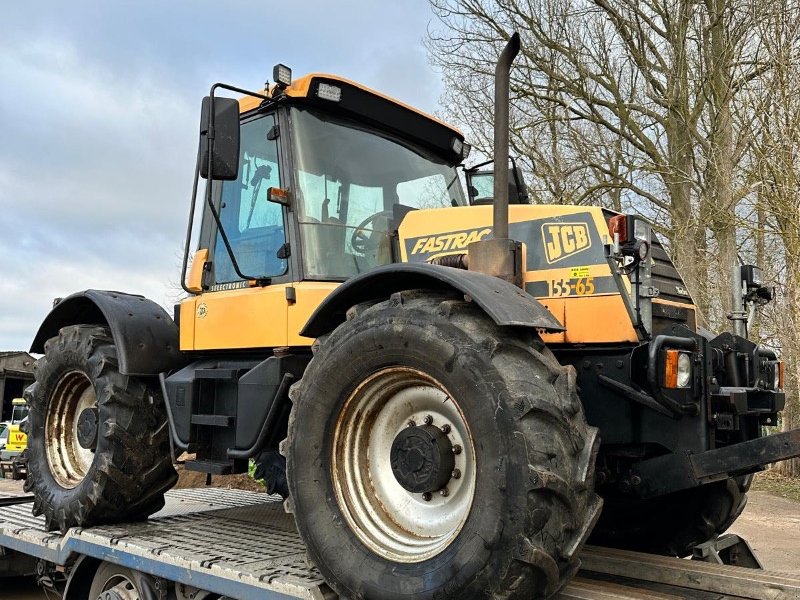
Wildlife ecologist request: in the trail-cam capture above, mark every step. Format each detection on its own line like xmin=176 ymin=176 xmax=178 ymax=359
xmin=190 ymin=414 xmax=235 ymax=427
xmin=184 ymin=459 xmax=238 ymax=475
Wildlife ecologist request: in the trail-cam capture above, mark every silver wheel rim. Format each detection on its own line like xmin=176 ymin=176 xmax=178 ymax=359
xmin=45 ymin=371 xmax=97 ymax=489
xmin=332 ymin=367 xmax=477 ymax=563
xmin=96 ymin=573 xmax=140 ymax=600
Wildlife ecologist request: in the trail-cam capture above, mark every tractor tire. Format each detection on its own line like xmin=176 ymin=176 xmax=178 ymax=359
xmin=284 ymin=291 xmax=602 ymax=600
xmin=590 ymin=474 xmax=752 ymax=556
xmin=23 ymin=325 xmax=177 ymax=533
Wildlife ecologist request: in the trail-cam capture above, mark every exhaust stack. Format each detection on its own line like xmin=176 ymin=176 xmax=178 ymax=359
xmin=468 ymin=32 xmax=524 ymax=286
xmin=492 ymin=32 xmax=520 ymax=240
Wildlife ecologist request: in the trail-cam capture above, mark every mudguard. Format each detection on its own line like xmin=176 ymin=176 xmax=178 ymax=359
xmin=30 ymin=290 xmax=186 ymax=376
xmin=301 ymin=263 xmax=565 ymax=338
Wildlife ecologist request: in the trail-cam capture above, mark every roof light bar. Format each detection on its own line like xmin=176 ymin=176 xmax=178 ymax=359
xmin=317 ymin=82 xmax=342 ymax=102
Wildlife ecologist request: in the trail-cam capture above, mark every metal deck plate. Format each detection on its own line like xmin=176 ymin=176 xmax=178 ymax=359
xmin=2 ymin=488 xmax=798 ymax=600
xmin=0 ymin=487 xmax=332 ymax=600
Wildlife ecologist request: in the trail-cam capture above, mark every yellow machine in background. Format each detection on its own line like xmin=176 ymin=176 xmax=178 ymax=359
xmin=1 ymin=398 xmax=28 ymax=459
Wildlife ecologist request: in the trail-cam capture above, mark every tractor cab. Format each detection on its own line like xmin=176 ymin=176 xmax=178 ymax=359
xmin=214 ymin=97 xmax=467 ymax=284
xmin=9 ymin=398 xmax=28 ymax=426
xmin=179 ymin=71 xmax=470 ymax=351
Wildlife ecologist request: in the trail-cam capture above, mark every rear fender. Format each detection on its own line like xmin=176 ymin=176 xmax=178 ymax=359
xmin=30 ymin=290 xmax=186 ymax=376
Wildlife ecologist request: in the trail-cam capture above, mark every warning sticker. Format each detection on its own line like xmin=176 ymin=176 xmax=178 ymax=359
xmin=570 ymin=266 xmax=590 ymax=278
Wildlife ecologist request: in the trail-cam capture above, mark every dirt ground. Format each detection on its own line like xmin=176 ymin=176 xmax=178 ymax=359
xmin=173 ymin=462 xmax=265 ymax=492
xmin=0 ymin=474 xmax=798 ymax=598
xmin=729 ymin=491 xmax=800 ymax=574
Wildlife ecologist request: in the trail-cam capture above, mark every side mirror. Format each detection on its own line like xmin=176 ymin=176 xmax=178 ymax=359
xmin=199 ymin=96 xmax=240 ymax=180
xmin=510 ymin=160 xmax=529 ymax=203
xmin=466 ymin=172 xmax=495 ymax=204
xmin=465 ymin=162 xmax=529 ymax=205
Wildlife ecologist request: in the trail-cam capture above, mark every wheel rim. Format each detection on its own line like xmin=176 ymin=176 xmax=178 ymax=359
xmin=332 ymin=367 xmax=477 ymax=563
xmin=96 ymin=573 xmax=140 ymax=600
xmin=45 ymin=371 xmax=97 ymax=489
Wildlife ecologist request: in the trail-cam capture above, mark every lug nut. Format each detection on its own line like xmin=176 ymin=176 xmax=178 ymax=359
xmin=422 ymin=492 xmax=432 ymax=501
xmin=440 ymin=488 xmax=449 ymax=497
xmin=452 ymin=444 xmax=462 ymax=455
xmin=441 ymin=424 xmax=451 ymax=434
xmin=424 ymin=414 xmax=433 ymax=425
xmin=407 ymin=420 xmax=416 ymax=428
xmin=452 ymin=469 xmax=461 ymax=479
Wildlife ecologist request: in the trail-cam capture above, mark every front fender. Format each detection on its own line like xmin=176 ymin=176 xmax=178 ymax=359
xmin=30 ymin=290 xmax=186 ymax=376
xmin=301 ymin=263 xmax=564 ymax=338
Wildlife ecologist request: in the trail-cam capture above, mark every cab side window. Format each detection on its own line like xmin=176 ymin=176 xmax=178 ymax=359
xmin=214 ymin=114 xmax=286 ymax=283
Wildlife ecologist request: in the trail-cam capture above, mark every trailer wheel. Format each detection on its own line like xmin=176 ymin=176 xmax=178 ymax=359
xmin=88 ymin=562 xmax=163 ymax=600
xmin=591 ymin=475 xmax=751 ymax=556
xmin=24 ymin=325 xmax=177 ymax=532
xmin=285 ymin=291 xmax=602 ymax=599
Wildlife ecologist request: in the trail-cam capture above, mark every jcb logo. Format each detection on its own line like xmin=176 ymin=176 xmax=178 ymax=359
xmin=542 ymin=223 xmax=591 ymax=263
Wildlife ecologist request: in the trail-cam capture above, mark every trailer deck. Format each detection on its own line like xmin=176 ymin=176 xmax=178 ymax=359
xmin=1 ymin=487 xmax=798 ymax=599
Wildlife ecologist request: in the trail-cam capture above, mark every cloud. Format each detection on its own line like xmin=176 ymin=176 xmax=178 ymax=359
xmin=0 ymin=0 xmax=445 ymax=351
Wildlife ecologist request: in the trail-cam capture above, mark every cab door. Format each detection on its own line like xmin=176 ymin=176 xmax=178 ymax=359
xmin=186 ymin=111 xmax=292 ymax=351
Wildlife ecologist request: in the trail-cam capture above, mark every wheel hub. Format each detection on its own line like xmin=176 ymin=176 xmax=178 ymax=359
xmin=77 ymin=407 xmax=99 ymax=450
xmin=45 ymin=371 xmax=98 ymax=488
xmin=332 ymin=367 xmax=477 ymax=563
xmin=390 ymin=424 xmax=454 ymax=493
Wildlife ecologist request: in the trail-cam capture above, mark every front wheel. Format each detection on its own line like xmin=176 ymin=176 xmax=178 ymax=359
xmin=24 ymin=325 xmax=177 ymax=532
xmin=590 ymin=475 xmax=752 ymax=556
xmin=285 ymin=291 xmax=601 ymax=599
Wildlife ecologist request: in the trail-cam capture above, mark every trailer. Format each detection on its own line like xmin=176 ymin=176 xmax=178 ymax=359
xmin=1 ymin=486 xmax=798 ymax=600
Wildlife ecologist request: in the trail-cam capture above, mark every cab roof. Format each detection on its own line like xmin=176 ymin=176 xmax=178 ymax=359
xmin=237 ymin=73 xmax=465 ymax=163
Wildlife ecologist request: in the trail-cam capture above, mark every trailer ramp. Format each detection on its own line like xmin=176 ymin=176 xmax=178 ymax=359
xmin=1 ymin=488 xmax=798 ymax=600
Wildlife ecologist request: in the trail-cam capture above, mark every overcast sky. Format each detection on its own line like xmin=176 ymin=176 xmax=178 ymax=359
xmin=0 ymin=1 xmax=446 ymax=351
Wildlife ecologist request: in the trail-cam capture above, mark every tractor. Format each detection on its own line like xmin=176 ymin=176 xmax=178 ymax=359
xmin=22 ymin=34 xmax=800 ymax=599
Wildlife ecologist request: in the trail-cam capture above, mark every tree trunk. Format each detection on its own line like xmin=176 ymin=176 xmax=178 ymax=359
xmin=776 ymin=251 xmax=800 ymax=477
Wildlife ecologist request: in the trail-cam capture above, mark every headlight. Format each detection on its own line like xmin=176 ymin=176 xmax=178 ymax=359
xmin=677 ymin=353 xmax=692 ymax=388
xmin=665 ymin=349 xmax=693 ymax=388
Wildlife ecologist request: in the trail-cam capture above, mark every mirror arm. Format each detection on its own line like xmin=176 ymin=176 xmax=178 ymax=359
xmin=199 ymin=83 xmax=276 ymax=286
xmin=465 ymin=158 xmax=495 ymax=173
xmin=180 ymin=140 xmax=204 ymax=295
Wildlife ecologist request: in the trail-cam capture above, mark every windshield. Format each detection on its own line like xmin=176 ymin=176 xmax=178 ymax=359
xmin=291 ymin=107 xmax=465 ymax=279
xmin=11 ymin=404 xmax=28 ymax=424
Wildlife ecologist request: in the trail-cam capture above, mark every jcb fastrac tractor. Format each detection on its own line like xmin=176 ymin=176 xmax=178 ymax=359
xmin=23 ymin=35 xmax=800 ymax=599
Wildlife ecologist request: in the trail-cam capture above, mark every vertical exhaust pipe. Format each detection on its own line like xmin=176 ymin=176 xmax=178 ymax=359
xmin=468 ymin=32 xmax=524 ymax=286
xmin=493 ymin=32 xmax=521 ymax=240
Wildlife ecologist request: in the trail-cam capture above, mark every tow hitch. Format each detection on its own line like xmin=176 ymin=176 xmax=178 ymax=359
xmin=631 ymin=428 xmax=800 ymax=499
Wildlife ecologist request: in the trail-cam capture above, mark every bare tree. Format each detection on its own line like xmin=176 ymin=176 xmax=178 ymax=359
xmin=427 ymin=0 xmax=769 ymax=325
xmin=739 ymin=7 xmax=800 ymax=476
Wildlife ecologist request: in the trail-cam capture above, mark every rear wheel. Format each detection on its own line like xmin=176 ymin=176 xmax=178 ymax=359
xmin=285 ymin=291 xmax=601 ymax=599
xmin=24 ymin=325 xmax=177 ymax=532
xmin=591 ymin=475 xmax=751 ymax=556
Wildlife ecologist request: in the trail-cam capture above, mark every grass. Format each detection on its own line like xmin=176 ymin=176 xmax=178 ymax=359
xmin=751 ymin=470 xmax=800 ymax=503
